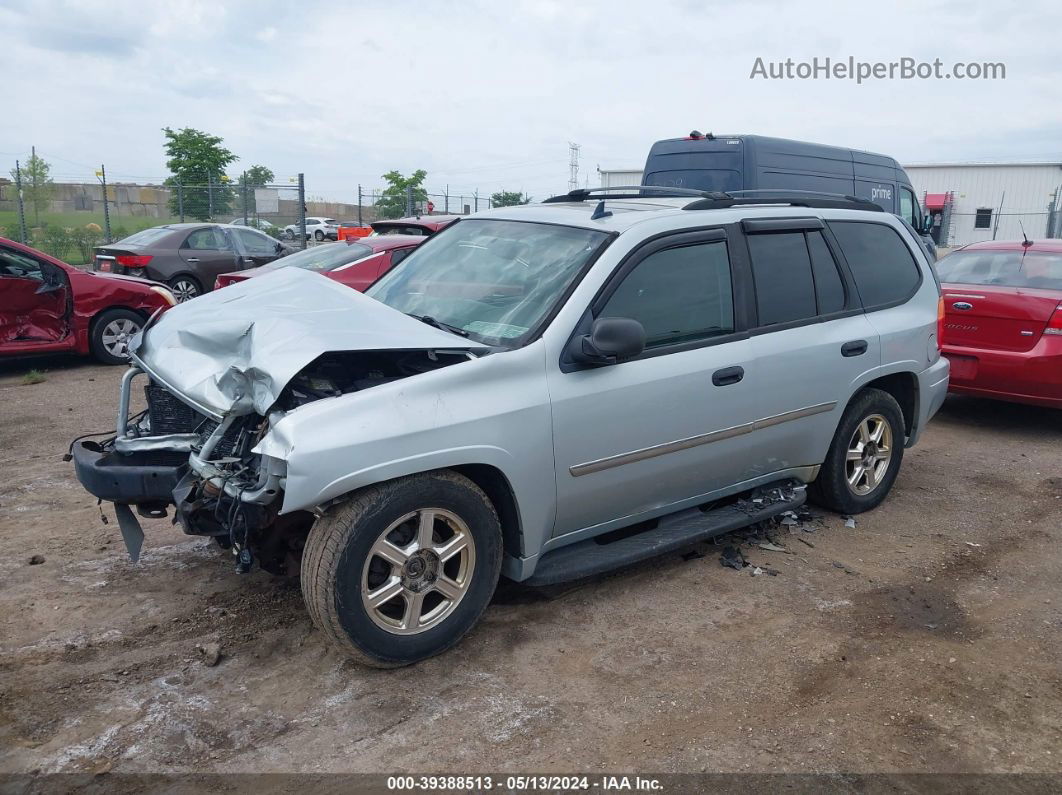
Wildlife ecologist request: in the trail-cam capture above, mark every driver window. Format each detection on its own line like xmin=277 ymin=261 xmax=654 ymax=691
xmin=0 ymin=248 xmax=45 ymax=280
xmin=899 ymin=188 xmax=919 ymax=228
xmin=235 ymin=228 xmax=275 ymax=254
xmin=600 ymin=240 xmax=735 ymax=349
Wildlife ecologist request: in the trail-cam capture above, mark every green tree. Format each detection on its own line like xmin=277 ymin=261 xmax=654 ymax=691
xmin=161 ymin=127 xmax=238 ymax=221
xmin=236 ymin=165 xmax=275 ymax=216
xmin=10 ymin=152 xmax=54 ymax=225
xmin=490 ymin=190 xmax=531 ymax=207
xmin=375 ymin=169 xmax=428 ymax=219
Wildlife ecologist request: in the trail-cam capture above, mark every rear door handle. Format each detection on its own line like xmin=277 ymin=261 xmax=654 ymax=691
xmin=185 ymin=257 xmax=200 ymax=263
xmin=712 ymin=366 xmax=744 ymax=386
xmin=841 ymin=340 xmax=868 ymax=357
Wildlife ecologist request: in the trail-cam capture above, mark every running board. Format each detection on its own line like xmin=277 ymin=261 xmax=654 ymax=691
xmin=524 ymin=480 xmax=806 ymax=587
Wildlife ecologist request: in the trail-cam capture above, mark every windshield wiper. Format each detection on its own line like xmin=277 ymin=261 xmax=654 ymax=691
xmin=407 ymin=314 xmax=470 ymax=337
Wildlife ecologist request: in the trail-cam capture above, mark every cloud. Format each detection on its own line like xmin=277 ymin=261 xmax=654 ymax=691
xmin=0 ymin=0 xmax=1060 ymax=202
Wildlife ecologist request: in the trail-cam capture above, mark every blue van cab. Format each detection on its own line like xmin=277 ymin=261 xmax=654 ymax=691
xmin=642 ymin=133 xmax=935 ymax=256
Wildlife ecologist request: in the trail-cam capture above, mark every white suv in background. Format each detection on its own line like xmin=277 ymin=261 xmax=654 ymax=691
xmin=282 ymin=217 xmax=339 ymax=242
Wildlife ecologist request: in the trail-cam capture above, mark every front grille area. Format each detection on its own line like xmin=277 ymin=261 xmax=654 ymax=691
xmin=145 ymin=383 xmax=205 ymax=434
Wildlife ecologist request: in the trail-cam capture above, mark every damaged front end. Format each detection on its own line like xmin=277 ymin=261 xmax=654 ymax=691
xmin=70 ymin=268 xmax=480 ymax=573
xmin=71 ymin=365 xmax=300 ymax=573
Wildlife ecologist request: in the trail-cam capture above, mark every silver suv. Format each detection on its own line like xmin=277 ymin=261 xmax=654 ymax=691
xmin=72 ymin=187 xmax=949 ymax=666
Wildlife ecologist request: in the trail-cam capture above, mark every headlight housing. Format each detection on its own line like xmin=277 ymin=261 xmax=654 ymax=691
xmin=149 ymin=285 xmax=177 ymax=307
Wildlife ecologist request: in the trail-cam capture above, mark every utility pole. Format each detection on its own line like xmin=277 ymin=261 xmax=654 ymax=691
xmin=297 ymin=173 xmax=306 ymax=249
xmin=13 ymin=160 xmax=28 ymax=244
xmin=98 ymin=164 xmax=112 ymax=243
xmin=568 ymin=142 xmax=581 ymax=191
xmin=31 ymin=145 xmax=39 ymax=226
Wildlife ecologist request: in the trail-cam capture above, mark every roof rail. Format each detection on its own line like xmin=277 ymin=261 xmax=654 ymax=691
xmin=542 ymin=185 xmax=730 ymax=203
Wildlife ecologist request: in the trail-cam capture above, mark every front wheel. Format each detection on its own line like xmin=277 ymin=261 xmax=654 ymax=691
xmin=314 ymin=230 xmax=325 ymax=241
xmin=810 ymin=388 xmax=906 ymax=514
xmin=301 ymin=470 xmax=502 ymax=667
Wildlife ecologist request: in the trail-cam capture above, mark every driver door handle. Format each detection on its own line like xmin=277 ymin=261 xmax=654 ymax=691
xmin=185 ymin=257 xmax=200 ymax=263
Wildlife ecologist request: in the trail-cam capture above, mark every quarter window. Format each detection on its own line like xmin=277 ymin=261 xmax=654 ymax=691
xmin=828 ymin=221 xmax=921 ymax=308
xmin=600 ymin=241 xmax=734 ymax=349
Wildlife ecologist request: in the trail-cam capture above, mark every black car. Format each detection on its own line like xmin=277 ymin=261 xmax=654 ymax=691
xmin=93 ymin=223 xmax=295 ymax=302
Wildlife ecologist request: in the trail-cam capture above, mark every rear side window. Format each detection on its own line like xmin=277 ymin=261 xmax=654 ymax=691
xmin=601 ymin=241 xmax=734 ymax=348
xmin=828 ymin=221 xmax=921 ymax=309
xmin=746 ymin=232 xmax=817 ymax=326
xmin=807 ymin=231 xmax=846 ymax=314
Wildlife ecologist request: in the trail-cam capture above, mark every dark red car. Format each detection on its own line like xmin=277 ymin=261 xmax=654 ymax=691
xmin=0 ymin=236 xmax=175 ymax=365
xmin=215 ymin=235 xmax=424 ymax=291
xmin=937 ymin=239 xmax=1062 ymax=408
xmin=370 ymin=215 xmax=459 ymax=237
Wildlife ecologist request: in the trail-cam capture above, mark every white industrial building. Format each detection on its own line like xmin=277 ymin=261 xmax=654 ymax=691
xmin=904 ymin=162 xmax=1062 ymax=247
xmin=598 ymin=161 xmax=1062 ymax=247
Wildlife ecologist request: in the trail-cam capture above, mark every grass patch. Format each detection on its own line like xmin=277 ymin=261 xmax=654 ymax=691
xmin=21 ymin=369 xmax=47 ymax=385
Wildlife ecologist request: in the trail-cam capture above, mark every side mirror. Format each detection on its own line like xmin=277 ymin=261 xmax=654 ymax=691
xmin=570 ymin=317 xmax=646 ymax=367
xmin=920 ymin=215 xmax=934 ymax=235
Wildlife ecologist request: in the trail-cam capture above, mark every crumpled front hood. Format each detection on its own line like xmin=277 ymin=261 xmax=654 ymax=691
xmin=131 ymin=267 xmax=477 ymax=417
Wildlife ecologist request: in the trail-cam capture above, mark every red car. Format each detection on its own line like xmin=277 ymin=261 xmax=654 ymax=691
xmin=0 ymin=236 xmax=175 ymax=365
xmin=937 ymin=239 xmax=1062 ymax=408
xmin=215 ymin=235 xmax=424 ymax=291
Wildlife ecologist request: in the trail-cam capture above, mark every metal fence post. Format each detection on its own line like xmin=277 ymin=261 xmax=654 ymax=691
xmin=13 ymin=161 xmax=28 ymax=244
xmin=297 ymin=173 xmax=307 ymax=250
xmin=444 ymin=185 xmax=449 ymax=214
xmin=242 ymin=174 xmax=249 ymax=225
xmin=357 ymin=184 xmax=363 ymax=226
xmin=474 ymin=191 xmax=479 ymax=213
xmin=207 ymin=174 xmax=215 ymax=221
xmin=100 ymin=164 xmax=112 ymax=243
xmin=177 ymin=182 xmax=184 ymax=222
xmin=406 ymin=185 xmax=413 ymax=217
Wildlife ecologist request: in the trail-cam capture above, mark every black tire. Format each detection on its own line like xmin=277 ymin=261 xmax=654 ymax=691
xmin=168 ymin=275 xmax=202 ymax=303
xmin=810 ymin=387 xmax=906 ymax=515
xmin=89 ymin=308 xmax=144 ymax=365
xmin=314 ymin=230 xmax=325 ymax=241
xmin=301 ymin=470 xmax=502 ymax=667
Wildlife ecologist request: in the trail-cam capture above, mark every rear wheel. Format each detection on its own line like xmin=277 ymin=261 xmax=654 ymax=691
xmin=314 ymin=229 xmax=325 ymax=241
xmin=90 ymin=308 xmax=144 ymax=365
xmin=301 ymin=470 xmax=502 ymax=667
xmin=168 ymin=275 xmax=202 ymax=303
xmin=810 ymin=388 xmax=905 ymax=514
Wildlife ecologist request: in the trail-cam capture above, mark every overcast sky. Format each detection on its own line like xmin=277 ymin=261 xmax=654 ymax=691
xmin=3 ymin=0 xmax=1060 ymax=204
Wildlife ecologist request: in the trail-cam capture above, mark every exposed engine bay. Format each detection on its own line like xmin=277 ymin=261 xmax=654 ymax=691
xmin=80 ymin=347 xmax=473 ymax=574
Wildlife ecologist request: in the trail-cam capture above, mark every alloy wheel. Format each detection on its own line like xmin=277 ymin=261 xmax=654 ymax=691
xmin=100 ymin=317 xmax=141 ymax=359
xmin=170 ymin=279 xmax=199 ymax=303
xmin=361 ymin=508 xmax=476 ymax=635
xmin=845 ymin=413 xmax=893 ymax=496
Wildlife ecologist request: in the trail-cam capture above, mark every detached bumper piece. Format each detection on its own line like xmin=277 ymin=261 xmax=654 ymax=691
xmin=71 ymin=440 xmax=187 ymax=562
xmin=71 ymin=440 xmax=185 ymax=504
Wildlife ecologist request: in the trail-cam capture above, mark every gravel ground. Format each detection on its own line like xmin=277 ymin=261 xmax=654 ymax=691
xmin=0 ymin=355 xmax=1059 ymax=776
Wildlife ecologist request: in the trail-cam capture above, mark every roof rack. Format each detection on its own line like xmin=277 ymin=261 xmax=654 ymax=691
xmin=542 ymin=185 xmax=729 ymax=203
xmin=683 ymin=190 xmax=883 ymax=212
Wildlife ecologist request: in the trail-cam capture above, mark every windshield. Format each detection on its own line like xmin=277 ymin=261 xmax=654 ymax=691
xmin=262 ymin=242 xmax=374 ymax=272
xmin=366 ymin=219 xmax=609 ymax=346
xmin=936 ymin=250 xmax=1062 ymax=290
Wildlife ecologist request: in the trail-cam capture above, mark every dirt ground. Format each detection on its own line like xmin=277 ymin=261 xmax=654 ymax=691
xmin=1 ymin=355 xmax=1060 ymax=777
